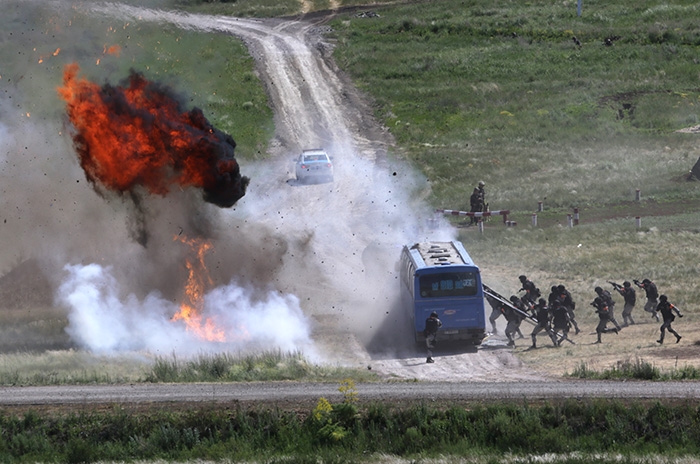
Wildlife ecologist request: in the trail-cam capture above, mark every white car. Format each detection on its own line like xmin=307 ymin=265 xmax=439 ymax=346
xmin=294 ymin=149 xmax=334 ymax=184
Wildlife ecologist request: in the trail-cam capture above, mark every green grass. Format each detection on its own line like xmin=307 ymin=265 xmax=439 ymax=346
xmin=569 ymin=357 xmax=700 ymax=380
xmin=0 ymin=350 xmax=376 ymax=386
xmin=329 ymin=0 xmax=700 ymax=211
xmin=144 ymin=350 xmax=376 ymax=382
xmin=2 ymin=399 xmax=700 ymax=462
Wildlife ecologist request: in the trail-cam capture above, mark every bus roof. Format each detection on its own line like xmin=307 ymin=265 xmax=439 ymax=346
xmin=406 ymin=241 xmax=476 ymax=268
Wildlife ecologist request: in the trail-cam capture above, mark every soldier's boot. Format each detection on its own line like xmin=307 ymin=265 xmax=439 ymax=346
xmin=530 ymin=335 xmax=537 ymax=349
xmin=657 ymin=333 xmax=664 ymax=344
xmin=573 ymin=320 xmax=581 ymax=335
xmin=595 ymin=332 xmax=602 ymax=344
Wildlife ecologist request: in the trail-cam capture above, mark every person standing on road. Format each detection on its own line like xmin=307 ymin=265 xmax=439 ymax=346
xmin=655 ymin=295 xmax=683 ymax=344
xmin=595 ymin=286 xmax=622 ymax=331
xmin=591 ymin=297 xmax=619 ymax=344
xmin=634 ymin=278 xmax=660 ymax=321
xmin=424 ymin=311 xmax=442 ymax=363
xmin=614 ymin=281 xmax=636 ymax=326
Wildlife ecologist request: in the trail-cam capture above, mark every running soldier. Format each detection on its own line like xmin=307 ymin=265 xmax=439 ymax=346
xmin=424 ymin=311 xmax=442 ymax=363
xmin=550 ymin=298 xmax=572 ymax=346
xmin=485 ymin=294 xmax=502 ymax=334
xmin=655 ymin=295 xmax=683 ymax=344
xmin=518 ymin=275 xmax=541 ymax=308
xmin=530 ymin=298 xmax=557 ymax=349
xmin=504 ymin=296 xmax=525 ymax=347
xmin=634 ymin=278 xmax=660 ymax=321
xmin=591 ymin=297 xmax=619 ymax=344
xmin=612 ymin=281 xmax=636 ymax=326
xmin=595 ymin=286 xmax=622 ymax=331
xmin=557 ymin=284 xmax=580 ymax=334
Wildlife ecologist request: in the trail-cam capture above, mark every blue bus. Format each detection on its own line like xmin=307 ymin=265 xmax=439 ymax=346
xmin=399 ymin=241 xmax=486 ymax=345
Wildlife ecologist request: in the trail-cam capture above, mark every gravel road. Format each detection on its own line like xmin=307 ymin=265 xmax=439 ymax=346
xmin=3 ymin=381 xmax=700 ymax=409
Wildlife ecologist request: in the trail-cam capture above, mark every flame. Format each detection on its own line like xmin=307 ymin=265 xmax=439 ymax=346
xmin=171 ymin=235 xmax=226 ymax=342
xmin=57 ymin=63 xmax=248 ymax=208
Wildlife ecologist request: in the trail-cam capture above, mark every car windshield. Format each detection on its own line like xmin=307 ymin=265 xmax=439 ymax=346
xmin=303 ymin=154 xmax=328 ymax=162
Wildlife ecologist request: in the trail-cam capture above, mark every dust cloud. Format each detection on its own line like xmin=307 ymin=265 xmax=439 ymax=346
xmin=0 ymin=1 xmax=456 ymax=362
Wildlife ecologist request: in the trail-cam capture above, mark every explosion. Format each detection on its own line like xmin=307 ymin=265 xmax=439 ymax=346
xmin=57 ymin=63 xmax=249 ymax=210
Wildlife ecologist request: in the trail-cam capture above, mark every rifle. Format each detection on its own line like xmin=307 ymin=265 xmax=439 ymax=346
xmin=608 ymin=281 xmax=623 ymax=290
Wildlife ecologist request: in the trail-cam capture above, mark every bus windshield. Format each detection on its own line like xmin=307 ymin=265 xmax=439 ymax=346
xmin=418 ymin=271 xmax=478 ymax=298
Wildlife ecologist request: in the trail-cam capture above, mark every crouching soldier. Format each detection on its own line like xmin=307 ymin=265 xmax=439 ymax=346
xmin=656 ymin=295 xmax=683 ymax=344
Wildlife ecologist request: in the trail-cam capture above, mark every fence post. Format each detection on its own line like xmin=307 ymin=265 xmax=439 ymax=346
xmin=537 ymin=201 xmax=543 ymax=212
xmin=573 ymin=208 xmax=579 ymax=225
xmin=567 ymin=214 xmax=573 ymax=228
xmin=636 ymin=216 xmax=641 ymax=228
xmin=635 ymin=189 xmax=641 ymax=202
xmin=532 ymin=213 xmax=537 ymax=227
xmin=478 ymin=220 xmax=484 ymax=234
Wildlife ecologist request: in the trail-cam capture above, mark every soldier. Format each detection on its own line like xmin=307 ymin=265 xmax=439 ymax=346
xmin=518 ymin=275 xmax=541 ymax=308
xmin=530 ymin=298 xmax=556 ymax=349
xmin=595 ymin=286 xmax=622 ymax=331
xmin=655 ymin=295 xmax=683 ymax=344
xmin=557 ymin=284 xmax=580 ymax=334
xmin=469 ymin=185 xmax=484 ymax=225
xmin=613 ymin=281 xmax=636 ymax=326
xmin=634 ymin=278 xmax=660 ymax=321
xmin=424 ymin=311 xmax=442 ymax=363
xmin=504 ymin=296 xmax=525 ymax=347
xmin=550 ymin=298 xmax=572 ymax=346
xmin=591 ymin=297 xmax=619 ymax=344
xmin=485 ymin=294 xmax=502 ymax=334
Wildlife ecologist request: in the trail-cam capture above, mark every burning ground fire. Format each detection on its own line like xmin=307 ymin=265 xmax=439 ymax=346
xmin=172 ymin=235 xmax=229 ymax=342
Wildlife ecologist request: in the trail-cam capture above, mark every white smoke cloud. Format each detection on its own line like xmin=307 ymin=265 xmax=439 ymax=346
xmin=57 ymin=263 xmax=317 ymax=358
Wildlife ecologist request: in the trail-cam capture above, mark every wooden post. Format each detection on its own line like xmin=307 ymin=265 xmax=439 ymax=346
xmin=532 ymin=213 xmax=537 ymax=227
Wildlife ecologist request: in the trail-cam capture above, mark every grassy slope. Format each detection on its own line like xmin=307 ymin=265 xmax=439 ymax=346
xmin=325 ymin=0 xmax=700 ymax=374
xmin=329 ymin=0 xmax=700 ymax=210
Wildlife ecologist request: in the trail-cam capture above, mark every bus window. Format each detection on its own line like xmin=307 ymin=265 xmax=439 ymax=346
xmin=419 ymin=272 xmax=478 ymax=297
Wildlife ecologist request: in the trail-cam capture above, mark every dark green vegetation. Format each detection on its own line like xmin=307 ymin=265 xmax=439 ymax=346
xmin=2 ymin=399 xmax=700 ymax=462
xmin=330 ymin=0 xmax=700 ymax=211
